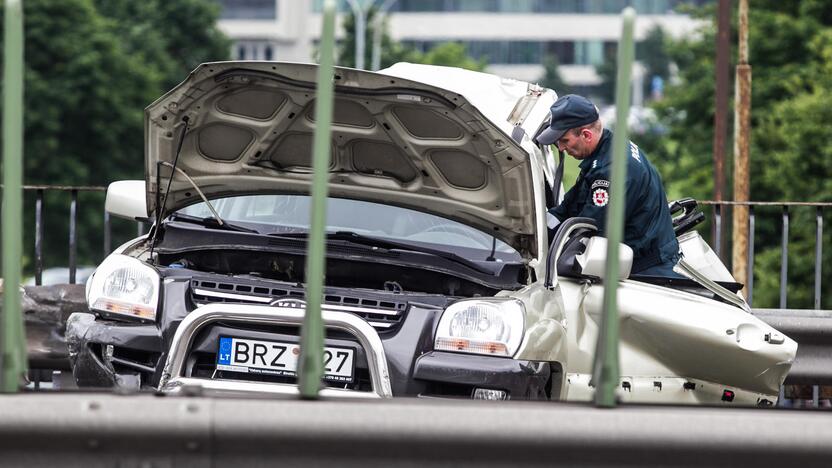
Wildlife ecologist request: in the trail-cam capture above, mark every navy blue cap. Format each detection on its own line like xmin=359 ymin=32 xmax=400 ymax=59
xmin=536 ymin=94 xmax=599 ymax=145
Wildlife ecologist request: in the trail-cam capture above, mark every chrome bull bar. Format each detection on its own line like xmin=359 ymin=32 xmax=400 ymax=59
xmin=158 ymin=303 xmax=393 ymax=398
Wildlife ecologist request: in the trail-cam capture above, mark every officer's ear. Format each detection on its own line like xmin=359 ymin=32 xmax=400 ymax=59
xmin=579 ymin=127 xmax=594 ymax=142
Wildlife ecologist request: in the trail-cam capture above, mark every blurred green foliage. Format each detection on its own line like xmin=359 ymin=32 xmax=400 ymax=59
xmin=1 ymin=0 xmax=229 ymax=275
xmin=336 ymin=6 xmax=420 ymax=69
xmin=540 ymin=55 xmax=571 ymax=97
xmin=640 ymin=0 xmax=832 ymax=308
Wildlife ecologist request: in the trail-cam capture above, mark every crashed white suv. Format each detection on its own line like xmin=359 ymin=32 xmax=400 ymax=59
xmin=67 ymin=61 xmax=796 ymax=404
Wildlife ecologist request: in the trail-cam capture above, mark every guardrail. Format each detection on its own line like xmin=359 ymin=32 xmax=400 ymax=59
xmin=0 ymin=393 xmax=830 ymax=466
xmin=753 ymin=308 xmax=832 ymax=385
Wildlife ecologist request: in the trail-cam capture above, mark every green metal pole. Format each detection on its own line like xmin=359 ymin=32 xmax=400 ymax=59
xmin=591 ymin=6 xmax=635 ymax=408
xmin=298 ymin=0 xmax=336 ymax=399
xmin=1 ymin=0 xmax=27 ymax=393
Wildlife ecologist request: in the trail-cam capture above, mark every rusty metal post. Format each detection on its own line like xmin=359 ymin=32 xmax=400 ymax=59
xmin=712 ymin=0 xmax=730 ymax=259
xmin=732 ymin=0 xmax=751 ymax=286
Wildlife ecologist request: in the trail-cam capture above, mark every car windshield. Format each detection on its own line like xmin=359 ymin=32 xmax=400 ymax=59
xmin=177 ymin=194 xmax=521 ymax=261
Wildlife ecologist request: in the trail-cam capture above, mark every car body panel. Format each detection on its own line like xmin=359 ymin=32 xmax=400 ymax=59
xmin=559 ymin=277 xmax=796 ymax=401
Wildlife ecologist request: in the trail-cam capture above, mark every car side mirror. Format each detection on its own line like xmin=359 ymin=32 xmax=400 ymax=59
xmin=105 ymin=180 xmax=150 ymax=221
xmin=575 ymin=236 xmax=633 ymax=280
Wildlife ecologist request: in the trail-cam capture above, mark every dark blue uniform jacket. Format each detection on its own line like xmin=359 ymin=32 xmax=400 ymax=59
xmin=549 ymin=129 xmax=680 ymax=275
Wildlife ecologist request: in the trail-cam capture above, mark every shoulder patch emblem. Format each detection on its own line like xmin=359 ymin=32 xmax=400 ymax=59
xmin=591 ymin=179 xmax=610 ymax=189
xmin=592 ymin=188 xmax=609 ymax=207
xmin=629 ymin=141 xmax=641 ymax=162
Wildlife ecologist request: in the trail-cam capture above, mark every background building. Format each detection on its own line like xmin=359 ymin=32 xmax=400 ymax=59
xmin=217 ymin=0 xmax=708 ymax=97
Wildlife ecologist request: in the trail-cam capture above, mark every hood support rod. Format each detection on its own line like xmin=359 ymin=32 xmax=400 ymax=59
xmin=148 ymin=116 xmax=192 ymax=258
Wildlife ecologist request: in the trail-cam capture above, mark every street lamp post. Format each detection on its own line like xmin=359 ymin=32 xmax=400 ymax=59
xmin=345 ymin=0 xmax=367 ymax=69
xmin=371 ymin=0 xmax=397 ymax=71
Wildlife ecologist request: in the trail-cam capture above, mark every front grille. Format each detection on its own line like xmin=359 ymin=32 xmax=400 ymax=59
xmin=189 ymin=278 xmax=407 ymax=332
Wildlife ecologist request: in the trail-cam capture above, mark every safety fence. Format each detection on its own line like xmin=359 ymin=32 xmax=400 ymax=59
xmin=14 ymin=188 xmax=829 ymax=306
xmin=704 ymin=200 xmax=831 ymax=309
xmin=6 ymin=185 xmax=142 ymax=285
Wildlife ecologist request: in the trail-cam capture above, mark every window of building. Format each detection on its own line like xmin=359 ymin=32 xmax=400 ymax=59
xmin=574 ymin=40 xmax=604 ymax=65
xmin=544 ymin=41 xmax=575 ymax=64
xmin=401 ymin=38 xmax=665 ymax=67
xmin=536 ymin=0 xmax=583 ymax=12
xmin=456 ymin=0 xmax=499 ymax=11
xmin=395 ymin=0 xmax=448 ymax=11
xmin=387 ymin=0 xmax=710 ymax=13
xmin=233 ymin=41 xmax=277 ymax=60
xmin=403 ymin=40 xmax=587 ymax=65
xmin=220 ymin=0 xmax=277 ymax=20
xmin=507 ymin=41 xmax=541 ymax=63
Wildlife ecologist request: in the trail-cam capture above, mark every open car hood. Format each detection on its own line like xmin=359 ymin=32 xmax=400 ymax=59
xmin=145 ymin=61 xmax=540 ymax=257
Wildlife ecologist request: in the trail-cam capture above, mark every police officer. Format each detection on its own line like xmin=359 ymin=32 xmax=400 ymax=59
xmin=536 ymin=94 xmax=680 ymax=277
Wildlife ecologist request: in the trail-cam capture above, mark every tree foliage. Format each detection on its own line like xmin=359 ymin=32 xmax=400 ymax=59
xmin=415 ymin=42 xmax=486 ymax=71
xmin=540 ymin=55 xmax=571 ymax=96
xmin=1 ymin=0 xmax=229 ymax=274
xmin=641 ymin=1 xmax=832 ymax=308
xmin=337 ymin=8 xmax=484 ymax=71
xmin=336 ymin=6 xmax=420 ymax=69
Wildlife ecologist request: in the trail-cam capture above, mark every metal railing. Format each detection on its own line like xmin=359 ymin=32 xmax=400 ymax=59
xmin=21 ymin=193 xmax=822 ymax=310
xmin=703 ymin=200 xmax=830 ymax=309
xmin=5 ymin=185 xmax=145 ymax=285
xmin=28 ymin=185 xmax=104 ymax=285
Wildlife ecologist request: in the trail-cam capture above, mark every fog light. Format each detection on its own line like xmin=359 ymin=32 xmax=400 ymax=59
xmin=473 ymin=388 xmax=508 ymax=400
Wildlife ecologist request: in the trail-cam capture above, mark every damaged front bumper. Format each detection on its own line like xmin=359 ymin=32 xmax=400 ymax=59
xmin=66 ymin=312 xmax=163 ymax=390
xmin=67 ymin=302 xmax=558 ymax=400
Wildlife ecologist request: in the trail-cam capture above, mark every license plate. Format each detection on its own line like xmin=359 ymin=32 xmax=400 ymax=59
xmin=216 ymin=336 xmax=355 ymax=382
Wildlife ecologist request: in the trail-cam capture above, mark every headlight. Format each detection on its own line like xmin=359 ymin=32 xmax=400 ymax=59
xmin=434 ymin=299 xmax=525 ymax=357
xmin=87 ymin=254 xmax=160 ymax=321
